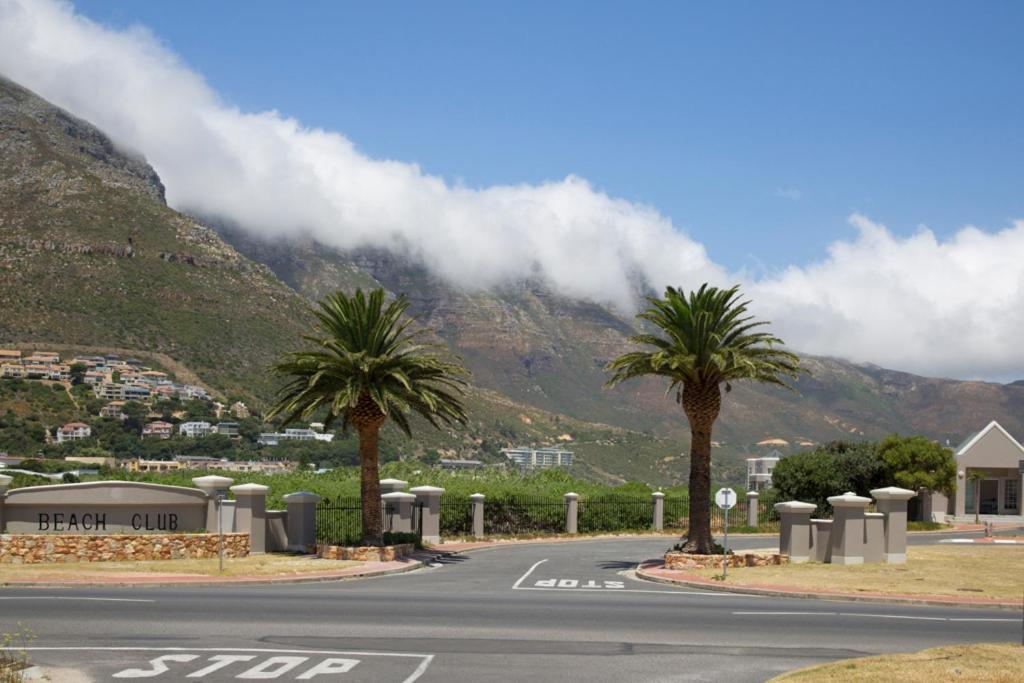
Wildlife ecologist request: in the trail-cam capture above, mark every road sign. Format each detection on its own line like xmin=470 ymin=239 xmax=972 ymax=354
xmin=715 ymin=488 xmax=736 ymax=510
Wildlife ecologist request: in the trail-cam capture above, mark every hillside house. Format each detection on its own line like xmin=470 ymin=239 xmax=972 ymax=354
xmin=100 ymin=401 xmax=126 ymax=420
xmin=746 ymin=450 xmax=783 ymax=491
xmin=230 ymin=401 xmax=250 ymax=419
xmin=25 ymin=352 xmax=59 ymax=364
xmin=123 ymin=384 xmax=151 ymax=400
xmin=142 ymin=421 xmax=173 ymax=439
xmin=94 ymin=382 xmax=125 ymax=401
xmin=0 ymin=350 xmax=21 ymax=361
xmin=1 ymin=364 xmax=26 ymax=379
xmin=502 ymin=447 xmax=574 ymax=468
xmin=56 ymin=422 xmax=91 ymax=443
xmin=179 ymin=421 xmax=214 ymax=438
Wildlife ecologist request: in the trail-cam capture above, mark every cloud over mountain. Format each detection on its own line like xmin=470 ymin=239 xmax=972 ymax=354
xmin=1 ymin=0 xmax=1021 ymax=381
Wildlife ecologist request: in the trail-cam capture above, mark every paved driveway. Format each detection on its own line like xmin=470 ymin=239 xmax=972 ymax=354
xmin=1 ymin=535 xmax=1019 ymax=682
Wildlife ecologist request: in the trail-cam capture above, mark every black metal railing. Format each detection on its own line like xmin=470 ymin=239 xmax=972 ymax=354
xmin=439 ymin=496 xmax=474 ymax=537
xmin=577 ymin=497 xmax=654 ymax=533
xmin=315 ymin=497 xmax=362 ymax=545
xmin=484 ymin=497 xmax=565 ymax=536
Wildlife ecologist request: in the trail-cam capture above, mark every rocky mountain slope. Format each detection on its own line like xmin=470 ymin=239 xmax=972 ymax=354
xmin=2 ymin=74 xmax=1021 ymax=485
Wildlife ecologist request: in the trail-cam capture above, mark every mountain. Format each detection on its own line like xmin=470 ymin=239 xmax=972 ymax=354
xmin=3 ymin=75 xmax=1022 ymax=485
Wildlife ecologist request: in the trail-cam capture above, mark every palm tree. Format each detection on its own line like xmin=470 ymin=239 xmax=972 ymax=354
xmin=967 ymin=470 xmax=986 ymax=524
xmin=605 ymin=284 xmax=800 ymax=554
xmin=268 ymin=288 xmax=468 ymax=546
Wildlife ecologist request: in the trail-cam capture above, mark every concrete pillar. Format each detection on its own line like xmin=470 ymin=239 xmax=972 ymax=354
xmin=192 ymin=475 xmax=234 ymax=532
xmin=652 ymin=492 xmax=664 ymax=532
xmin=955 ymin=469 xmax=966 ymax=517
xmin=871 ymin=486 xmax=917 ymax=564
xmin=282 ymin=491 xmax=320 ymax=553
xmin=863 ymin=512 xmax=884 ymax=564
xmin=410 ymin=486 xmax=444 ymax=544
xmin=380 ymin=478 xmax=408 ymax=495
xmin=470 ymin=493 xmax=485 ymax=539
xmin=746 ymin=491 xmax=759 ymax=528
xmin=564 ymin=492 xmax=579 ymax=534
xmin=231 ymin=483 xmax=269 ymax=554
xmin=811 ymin=519 xmax=833 ymax=563
xmin=381 ymin=492 xmax=416 ymax=534
xmin=0 ymin=474 xmax=11 ymax=532
xmin=774 ymin=501 xmax=816 ymax=562
xmin=827 ymin=492 xmax=872 ymax=565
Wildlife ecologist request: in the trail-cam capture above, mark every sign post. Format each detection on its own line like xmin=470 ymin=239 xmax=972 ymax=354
xmin=715 ymin=487 xmax=736 ymax=579
xmin=215 ymin=489 xmax=226 ymax=573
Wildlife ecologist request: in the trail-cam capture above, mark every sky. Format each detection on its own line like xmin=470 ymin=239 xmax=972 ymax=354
xmin=0 ymin=0 xmax=1022 ymax=382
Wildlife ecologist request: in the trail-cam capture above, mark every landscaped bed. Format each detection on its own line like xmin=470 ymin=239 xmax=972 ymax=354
xmin=770 ymin=643 xmax=1024 ymax=681
xmin=686 ymin=545 xmax=1024 ymax=600
xmin=0 ymin=554 xmax=360 ymax=581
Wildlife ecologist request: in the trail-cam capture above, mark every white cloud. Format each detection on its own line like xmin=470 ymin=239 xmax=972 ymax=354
xmin=773 ymin=187 xmax=803 ymax=201
xmin=749 ymin=215 xmax=1024 ymax=381
xmin=1 ymin=1 xmax=1022 ymax=381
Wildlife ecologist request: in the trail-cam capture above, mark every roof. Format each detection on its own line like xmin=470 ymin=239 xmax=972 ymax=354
xmin=61 ymin=422 xmax=89 ymax=429
xmin=955 ymin=420 xmax=1024 ymax=458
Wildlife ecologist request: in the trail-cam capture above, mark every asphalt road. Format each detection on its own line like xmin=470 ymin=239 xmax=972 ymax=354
xmin=1 ymin=532 xmax=1020 ymax=682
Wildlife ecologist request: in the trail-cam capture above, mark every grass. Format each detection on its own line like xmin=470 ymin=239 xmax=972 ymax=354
xmin=0 ymin=554 xmax=360 ymax=581
xmin=0 ymin=626 xmax=33 ymax=683
xmin=687 ymin=545 xmax=1024 ymax=600
xmin=907 ymin=521 xmax=953 ymax=531
xmin=770 ymin=643 xmax=1024 ymax=681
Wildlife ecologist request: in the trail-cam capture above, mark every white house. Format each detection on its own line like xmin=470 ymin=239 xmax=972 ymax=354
xmin=56 ymin=422 xmax=91 ymax=443
xmin=746 ymin=451 xmax=782 ymax=491
xmin=179 ymin=421 xmax=214 ymax=438
xmin=948 ymin=421 xmax=1023 ymax=518
xmin=502 ymin=447 xmax=574 ymax=468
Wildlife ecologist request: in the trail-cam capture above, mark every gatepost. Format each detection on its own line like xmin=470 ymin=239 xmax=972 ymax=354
xmin=746 ymin=491 xmax=759 ymax=528
xmin=870 ymin=486 xmax=917 ymax=564
xmin=827 ymin=492 xmax=871 ymax=565
xmin=193 ymin=475 xmax=235 ymax=531
xmin=282 ymin=491 xmax=320 ymax=553
xmin=564 ymin=492 xmax=579 ymax=534
xmin=652 ymin=491 xmax=664 ymax=532
xmin=774 ymin=501 xmax=816 ymax=563
xmin=380 ymin=478 xmax=408 ymax=495
xmin=410 ymin=486 xmax=444 ymax=543
xmin=0 ymin=474 xmax=11 ymax=531
xmin=470 ymin=493 xmax=485 ymax=539
xmin=811 ymin=519 xmax=833 ymax=563
xmin=381 ymin=492 xmax=416 ymax=533
xmin=864 ymin=512 xmax=884 ymax=563
xmin=231 ymin=483 xmax=269 ymax=554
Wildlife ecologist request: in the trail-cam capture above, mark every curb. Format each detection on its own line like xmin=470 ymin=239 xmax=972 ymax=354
xmin=634 ymin=563 xmax=1023 ymax=611
xmin=0 ymin=559 xmax=425 ymax=589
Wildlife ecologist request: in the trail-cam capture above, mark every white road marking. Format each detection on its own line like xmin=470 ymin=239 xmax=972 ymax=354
xmin=735 ymin=611 xmax=1020 ymax=623
xmin=948 ymin=618 xmax=1021 ymax=622
xmin=6 ymin=647 xmax=434 ymax=683
xmin=839 ymin=613 xmax=949 ymax=621
xmin=511 ymin=559 xmax=548 ymax=589
xmin=733 ymin=611 xmax=838 ymax=616
xmin=516 ymin=585 xmax=761 ymax=596
xmin=939 ymin=539 xmax=975 ymax=543
xmin=0 ymin=596 xmax=154 ymax=603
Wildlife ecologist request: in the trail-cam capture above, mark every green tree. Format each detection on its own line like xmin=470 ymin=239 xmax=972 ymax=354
xmin=68 ymin=362 xmax=87 ymax=385
xmin=877 ymin=434 xmax=956 ymax=496
xmin=770 ymin=441 xmax=885 ymax=512
xmin=605 ymin=284 xmax=800 ymax=553
xmin=268 ymin=288 xmax=469 ymax=545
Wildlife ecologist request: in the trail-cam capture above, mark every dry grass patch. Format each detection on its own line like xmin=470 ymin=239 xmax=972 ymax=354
xmin=0 ymin=554 xmax=359 ymax=581
xmin=688 ymin=545 xmax=1024 ymax=599
xmin=770 ymin=643 xmax=1024 ymax=681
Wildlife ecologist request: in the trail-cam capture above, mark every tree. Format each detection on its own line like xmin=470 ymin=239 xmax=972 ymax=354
xmin=771 ymin=441 xmax=885 ymax=512
xmin=68 ymin=362 xmax=87 ymax=385
xmin=605 ymin=284 xmax=800 ymax=553
xmin=877 ymin=434 xmax=956 ymax=496
xmin=268 ymin=288 xmax=469 ymax=545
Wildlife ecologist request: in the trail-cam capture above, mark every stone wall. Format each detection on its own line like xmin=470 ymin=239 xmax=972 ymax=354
xmin=665 ymin=551 xmax=785 ymax=570
xmin=318 ymin=543 xmax=414 ymax=562
xmin=0 ymin=532 xmax=249 ymax=564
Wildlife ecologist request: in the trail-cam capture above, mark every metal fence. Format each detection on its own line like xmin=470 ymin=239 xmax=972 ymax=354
xmin=577 ymin=497 xmax=654 ymax=533
xmin=316 ymin=497 xmax=424 ymax=545
xmin=483 ymin=497 xmax=565 ymax=536
xmin=439 ymin=497 xmax=474 ymax=537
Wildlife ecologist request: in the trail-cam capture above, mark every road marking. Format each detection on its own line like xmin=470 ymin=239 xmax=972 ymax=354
xmin=0 ymin=596 xmax=154 ymax=603
xmin=839 ymin=613 xmax=948 ymax=621
xmin=733 ymin=611 xmax=838 ymax=616
xmin=948 ymin=618 xmax=1021 ymax=622
xmin=512 ymin=559 xmax=548 ymax=589
xmin=7 ymin=648 xmax=434 ymax=683
xmin=517 ymin=585 xmax=760 ymax=596
xmin=735 ymin=611 xmax=1020 ymax=623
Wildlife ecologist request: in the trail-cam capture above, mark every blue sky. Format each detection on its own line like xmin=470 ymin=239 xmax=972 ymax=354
xmin=71 ymin=0 xmax=1024 ymax=273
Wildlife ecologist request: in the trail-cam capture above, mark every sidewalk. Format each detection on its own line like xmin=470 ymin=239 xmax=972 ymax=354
xmin=636 ymin=561 xmax=1023 ymax=610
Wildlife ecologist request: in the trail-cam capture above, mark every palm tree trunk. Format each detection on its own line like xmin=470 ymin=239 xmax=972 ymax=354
xmin=681 ymin=382 xmax=721 ymax=554
xmin=358 ymin=423 xmax=384 ymax=546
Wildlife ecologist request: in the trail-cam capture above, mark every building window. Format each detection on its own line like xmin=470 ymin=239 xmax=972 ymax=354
xmin=1006 ymin=479 xmax=1019 ymax=512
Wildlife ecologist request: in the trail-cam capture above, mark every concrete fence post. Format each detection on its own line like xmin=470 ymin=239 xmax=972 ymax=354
xmin=381 ymin=492 xmax=416 ymax=534
xmin=379 ymin=478 xmax=408 ymax=495
xmin=192 ymin=474 xmax=235 ymax=532
xmin=0 ymin=474 xmax=11 ymax=532
xmin=282 ymin=491 xmax=320 ymax=553
xmin=827 ymin=492 xmax=872 ymax=565
xmin=564 ymin=492 xmax=579 ymax=534
xmin=870 ymin=486 xmax=917 ymax=564
xmin=774 ymin=501 xmax=816 ymax=562
xmin=231 ymin=483 xmax=269 ymax=554
xmin=746 ymin=491 xmax=759 ymax=528
xmin=864 ymin=512 xmax=884 ymax=564
xmin=652 ymin=491 xmax=665 ymax=532
xmin=811 ymin=519 xmax=833 ymax=563
xmin=410 ymin=486 xmax=444 ymax=544
xmin=470 ymin=493 xmax=485 ymax=539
